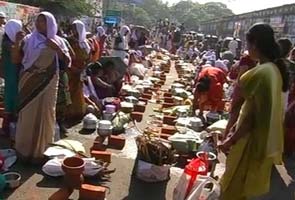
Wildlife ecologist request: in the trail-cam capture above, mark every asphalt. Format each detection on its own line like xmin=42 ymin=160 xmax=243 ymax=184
xmin=1 ymin=62 xmax=295 ymax=200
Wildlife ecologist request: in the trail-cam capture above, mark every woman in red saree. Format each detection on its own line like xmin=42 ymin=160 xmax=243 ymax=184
xmin=193 ymin=66 xmax=227 ymax=114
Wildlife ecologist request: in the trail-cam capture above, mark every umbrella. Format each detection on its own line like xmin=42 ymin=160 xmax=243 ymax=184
xmin=132 ymin=25 xmax=150 ymax=36
xmin=98 ymin=56 xmax=128 ymax=79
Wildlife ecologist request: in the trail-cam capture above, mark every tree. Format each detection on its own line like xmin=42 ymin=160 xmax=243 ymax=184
xmin=170 ymin=1 xmax=233 ymax=30
xmin=8 ymin=0 xmax=93 ymax=16
xmin=122 ymin=6 xmax=152 ymax=27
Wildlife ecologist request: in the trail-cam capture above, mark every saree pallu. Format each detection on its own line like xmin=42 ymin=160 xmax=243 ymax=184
xmin=66 ymin=38 xmax=89 ymax=121
xmin=56 ymin=71 xmax=71 ymax=122
xmin=15 ymin=48 xmax=58 ymax=161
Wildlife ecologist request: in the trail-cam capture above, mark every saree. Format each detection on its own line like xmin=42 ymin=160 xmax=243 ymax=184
xmin=220 ymin=63 xmax=284 ymax=200
xmin=2 ymin=39 xmax=18 ymax=114
xmin=66 ymin=38 xmax=89 ymax=120
xmin=15 ymin=47 xmax=58 ymax=161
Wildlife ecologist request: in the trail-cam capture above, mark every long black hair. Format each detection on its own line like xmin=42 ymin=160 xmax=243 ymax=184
xmin=246 ymin=23 xmax=289 ymax=92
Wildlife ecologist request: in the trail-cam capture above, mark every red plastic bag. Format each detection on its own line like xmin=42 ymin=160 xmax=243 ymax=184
xmin=184 ymin=153 xmax=209 ymax=198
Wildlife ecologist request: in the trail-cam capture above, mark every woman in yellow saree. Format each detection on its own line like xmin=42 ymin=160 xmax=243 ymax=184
xmin=15 ymin=12 xmax=70 ymax=163
xmin=219 ymin=24 xmax=289 ymax=200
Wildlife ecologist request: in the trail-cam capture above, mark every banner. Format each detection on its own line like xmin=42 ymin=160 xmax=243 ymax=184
xmin=0 ymin=1 xmax=39 ymax=24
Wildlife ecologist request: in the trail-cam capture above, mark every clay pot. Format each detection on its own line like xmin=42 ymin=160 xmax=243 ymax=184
xmin=131 ymin=112 xmax=143 ymax=122
xmin=49 ymin=188 xmax=74 ymax=200
xmin=161 ymin=126 xmax=177 ymax=135
xmin=162 ymin=102 xmax=175 ymax=109
xmin=163 ymin=115 xmax=177 ymax=126
xmin=108 ymin=135 xmax=126 ymax=150
xmin=133 ymin=104 xmax=146 ymax=113
xmin=62 ymin=157 xmax=85 ymax=189
xmin=141 ymin=93 xmax=152 ymax=100
xmin=164 ymin=97 xmax=174 ymax=103
xmin=79 ymin=184 xmax=106 ymax=200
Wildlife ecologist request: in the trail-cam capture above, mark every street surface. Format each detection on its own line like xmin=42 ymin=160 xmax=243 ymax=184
xmin=1 ymin=64 xmax=295 ymax=200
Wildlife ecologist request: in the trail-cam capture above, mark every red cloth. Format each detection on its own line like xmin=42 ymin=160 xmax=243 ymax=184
xmin=88 ymin=37 xmax=100 ymax=62
xmin=229 ymin=55 xmax=256 ymax=80
xmin=98 ymin=35 xmax=107 ymax=58
xmin=194 ymin=67 xmax=226 ymax=111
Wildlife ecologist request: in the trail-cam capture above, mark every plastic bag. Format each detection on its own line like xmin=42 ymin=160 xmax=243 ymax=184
xmin=42 ymin=158 xmax=104 ymax=177
xmin=0 ymin=149 xmax=17 ymax=171
xmin=112 ymin=112 xmax=130 ymax=134
xmin=186 ymin=176 xmax=220 ymax=200
xmin=173 ymin=156 xmax=209 ymax=200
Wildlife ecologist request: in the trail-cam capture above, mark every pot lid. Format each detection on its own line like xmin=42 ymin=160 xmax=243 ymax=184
xmin=83 ymin=113 xmax=98 ymax=123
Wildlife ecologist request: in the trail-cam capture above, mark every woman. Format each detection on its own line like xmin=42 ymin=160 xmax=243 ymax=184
xmin=15 ymin=12 xmax=70 ymax=162
xmin=193 ymin=65 xmax=227 ymax=114
xmin=56 ymin=30 xmax=74 ymax=134
xmin=67 ymin=20 xmax=91 ymax=121
xmin=219 ymin=24 xmax=288 ymax=200
xmin=224 ymin=54 xmax=256 ymax=138
xmin=96 ymin=26 xmax=106 ymax=58
xmin=92 ymin=61 xmax=122 ymax=99
xmin=83 ymin=62 xmax=103 ymax=114
xmin=1 ymin=19 xmax=23 ymax=135
xmin=128 ymin=51 xmax=147 ymax=80
xmin=87 ymin=32 xmax=100 ymax=62
xmin=112 ymin=25 xmax=130 ymax=61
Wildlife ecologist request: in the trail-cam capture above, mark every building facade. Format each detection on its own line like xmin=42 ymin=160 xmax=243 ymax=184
xmin=199 ymin=3 xmax=295 ymax=44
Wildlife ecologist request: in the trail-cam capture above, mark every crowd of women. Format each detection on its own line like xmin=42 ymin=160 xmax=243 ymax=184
xmin=1 ymin=9 xmax=295 ymax=200
xmin=0 ymin=11 xmax=144 ymax=164
xmin=175 ymin=23 xmax=295 ymax=199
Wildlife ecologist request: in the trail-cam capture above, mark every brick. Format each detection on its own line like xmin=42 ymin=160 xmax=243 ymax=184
xmin=79 ymin=184 xmax=106 ymax=200
xmin=90 ymin=150 xmax=111 ymax=163
xmin=108 ymin=135 xmax=126 ymax=150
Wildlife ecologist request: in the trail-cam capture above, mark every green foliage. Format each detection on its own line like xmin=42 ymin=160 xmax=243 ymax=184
xmin=134 ymin=0 xmax=234 ymax=29
xmin=122 ymin=6 xmax=152 ymax=27
xmin=7 ymin=0 xmax=93 ymax=16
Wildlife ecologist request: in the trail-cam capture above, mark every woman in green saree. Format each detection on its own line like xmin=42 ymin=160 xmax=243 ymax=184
xmin=219 ymin=23 xmax=289 ymax=200
xmin=1 ymin=19 xmax=23 ymax=135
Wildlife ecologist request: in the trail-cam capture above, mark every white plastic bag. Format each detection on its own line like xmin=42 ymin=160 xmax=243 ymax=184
xmin=42 ymin=158 xmax=104 ymax=177
xmin=186 ymin=176 xmax=220 ymax=200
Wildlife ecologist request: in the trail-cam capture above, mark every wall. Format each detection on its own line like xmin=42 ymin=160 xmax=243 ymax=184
xmin=199 ymin=3 xmax=295 ymax=43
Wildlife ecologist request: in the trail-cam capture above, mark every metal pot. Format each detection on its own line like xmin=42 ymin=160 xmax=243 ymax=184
xmin=4 ymin=172 xmax=21 ymax=189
